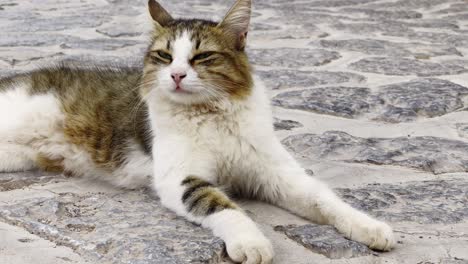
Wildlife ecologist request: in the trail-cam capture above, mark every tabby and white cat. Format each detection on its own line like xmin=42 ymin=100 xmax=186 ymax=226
xmin=0 ymin=0 xmax=395 ymax=263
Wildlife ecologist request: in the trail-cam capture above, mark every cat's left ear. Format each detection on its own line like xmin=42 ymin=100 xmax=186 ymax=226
xmin=218 ymin=0 xmax=251 ymax=51
xmin=148 ymin=0 xmax=173 ymax=27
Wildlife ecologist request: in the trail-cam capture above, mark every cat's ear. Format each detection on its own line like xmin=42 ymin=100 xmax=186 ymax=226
xmin=218 ymin=0 xmax=251 ymax=50
xmin=148 ymin=0 xmax=173 ymax=27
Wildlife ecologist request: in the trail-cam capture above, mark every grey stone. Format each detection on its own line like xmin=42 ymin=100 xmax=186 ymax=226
xmin=0 ymin=49 xmax=65 ymax=67
xmin=341 ymin=8 xmax=422 ymax=20
xmin=249 ymin=48 xmax=341 ymax=68
xmin=443 ymin=13 xmax=468 ymax=22
xmin=0 ymin=33 xmax=81 ymax=47
xmin=361 ymin=0 xmax=448 ymax=10
xmin=0 ymin=189 xmax=225 ymax=264
xmin=96 ymin=26 xmax=143 ymax=38
xmin=384 ymin=31 xmax=468 ymax=47
xmin=257 ymin=69 xmax=365 ymax=90
xmin=0 ymin=171 xmax=65 ymax=191
xmin=319 ymin=39 xmax=411 ymax=57
xmin=3 ymin=16 xmax=109 ymax=32
xmin=305 ymin=0 xmax=380 ymax=8
xmin=336 ymin=180 xmax=468 ymax=224
xmin=274 ymin=224 xmax=374 ymax=259
xmin=436 ymin=3 xmax=468 ymax=14
xmin=273 ymin=118 xmax=303 ymax=131
xmin=250 ymin=23 xmax=281 ymax=31
xmin=282 ymin=131 xmax=468 ymax=174
xmin=456 ymin=123 xmax=468 ymax=139
xmin=61 ymin=55 xmax=144 ymax=69
xmin=319 ymin=39 xmax=462 ymax=58
xmin=273 ymin=79 xmax=468 ymax=123
xmin=331 ymin=21 xmax=413 ymax=35
xmin=349 ymin=57 xmax=467 ymax=76
xmin=401 ymin=20 xmax=460 ymax=30
xmin=376 ymin=78 xmax=468 ymax=122
xmin=272 ymin=87 xmax=382 ymax=118
xmin=60 ymin=39 xmax=142 ymax=51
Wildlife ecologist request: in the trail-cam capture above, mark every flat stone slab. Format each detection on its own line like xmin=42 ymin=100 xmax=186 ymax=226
xmin=249 ymin=48 xmax=341 ymax=68
xmin=273 ymin=78 xmax=468 ymax=122
xmin=318 ymin=39 xmax=462 ymax=58
xmin=349 ymin=57 xmax=467 ymax=76
xmin=274 ymin=224 xmax=374 ymax=259
xmin=273 ymin=86 xmax=381 ymax=118
xmin=282 ymin=131 xmax=468 ymax=174
xmin=273 ymin=118 xmax=303 ymax=131
xmin=456 ymin=123 xmax=468 ymax=138
xmin=0 ymin=189 xmax=225 ymax=264
xmin=376 ymin=78 xmax=468 ymax=122
xmin=336 ymin=180 xmax=468 ymax=224
xmin=0 ymin=171 xmax=66 ymax=192
xmin=258 ymin=70 xmax=365 ymax=90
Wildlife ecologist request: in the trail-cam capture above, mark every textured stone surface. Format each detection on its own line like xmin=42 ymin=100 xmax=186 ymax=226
xmin=376 ymin=78 xmax=468 ymax=122
xmin=274 ymin=225 xmax=374 ymax=259
xmin=59 ymin=39 xmax=142 ymax=51
xmin=336 ymin=180 xmax=468 ymax=224
xmin=258 ymin=70 xmax=365 ymax=90
xmin=349 ymin=57 xmax=467 ymax=76
xmin=283 ymin=131 xmax=468 ymax=174
xmin=249 ymin=48 xmax=341 ymax=68
xmin=456 ymin=123 xmax=468 ymax=138
xmin=273 ymin=118 xmax=303 ymax=131
xmin=0 ymin=189 xmax=225 ymax=264
xmin=319 ymin=39 xmax=462 ymax=58
xmin=273 ymin=87 xmax=382 ymax=118
xmin=273 ymin=79 xmax=468 ymax=122
xmin=0 ymin=172 xmax=65 ymax=192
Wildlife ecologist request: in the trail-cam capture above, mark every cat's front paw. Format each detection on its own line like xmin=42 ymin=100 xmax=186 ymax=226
xmin=337 ymin=216 xmax=395 ymax=251
xmin=225 ymin=233 xmax=274 ymax=264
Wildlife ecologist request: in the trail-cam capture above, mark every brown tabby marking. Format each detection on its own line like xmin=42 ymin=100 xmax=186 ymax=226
xmin=26 ymin=65 xmax=152 ymax=171
xmin=182 ymin=176 xmax=237 ymax=216
xmin=36 ymin=154 xmax=65 ymax=173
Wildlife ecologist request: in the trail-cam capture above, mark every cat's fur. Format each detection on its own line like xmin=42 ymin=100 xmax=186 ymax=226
xmin=0 ymin=0 xmax=395 ymax=263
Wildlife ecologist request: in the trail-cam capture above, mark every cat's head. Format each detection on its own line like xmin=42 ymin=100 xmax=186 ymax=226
xmin=142 ymin=0 xmax=253 ymax=105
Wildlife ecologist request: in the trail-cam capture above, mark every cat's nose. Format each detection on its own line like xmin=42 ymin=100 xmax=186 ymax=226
xmin=171 ymin=72 xmax=187 ymax=84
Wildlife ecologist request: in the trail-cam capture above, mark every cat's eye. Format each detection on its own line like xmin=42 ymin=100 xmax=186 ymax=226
xmin=157 ymin=51 xmax=172 ymax=61
xmin=150 ymin=50 xmax=172 ymax=64
xmin=192 ymin=52 xmax=215 ymax=62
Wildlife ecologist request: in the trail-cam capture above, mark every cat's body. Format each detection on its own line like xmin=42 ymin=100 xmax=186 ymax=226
xmin=0 ymin=66 xmax=153 ymax=188
xmin=0 ymin=1 xmax=395 ymax=263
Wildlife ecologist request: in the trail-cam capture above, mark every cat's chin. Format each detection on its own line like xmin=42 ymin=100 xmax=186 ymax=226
xmin=164 ymin=90 xmax=210 ymax=106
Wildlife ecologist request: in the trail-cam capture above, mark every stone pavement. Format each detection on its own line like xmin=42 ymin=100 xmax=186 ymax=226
xmin=1 ymin=0 xmax=468 ymax=263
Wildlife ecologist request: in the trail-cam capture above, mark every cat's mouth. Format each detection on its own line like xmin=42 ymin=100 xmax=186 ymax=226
xmin=173 ymin=85 xmax=192 ymax=94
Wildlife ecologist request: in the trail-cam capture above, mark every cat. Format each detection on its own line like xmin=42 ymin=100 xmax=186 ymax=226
xmin=0 ymin=0 xmax=395 ymax=263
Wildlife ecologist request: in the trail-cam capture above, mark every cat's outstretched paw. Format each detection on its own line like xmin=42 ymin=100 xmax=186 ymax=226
xmin=225 ymin=234 xmax=274 ymax=264
xmin=337 ymin=216 xmax=395 ymax=251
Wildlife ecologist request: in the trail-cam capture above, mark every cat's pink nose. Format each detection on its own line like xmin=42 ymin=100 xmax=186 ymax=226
xmin=171 ymin=72 xmax=187 ymax=84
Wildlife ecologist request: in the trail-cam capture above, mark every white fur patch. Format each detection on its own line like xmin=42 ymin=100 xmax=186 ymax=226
xmin=0 ymin=83 xmax=153 ymax=189
xmin=112 ymin=143 xmax=153 ymax=188
xmin=0 ymin=83 xmax=62 ymax=171
xmin=204 ymin=209 xmax=273 ymax=264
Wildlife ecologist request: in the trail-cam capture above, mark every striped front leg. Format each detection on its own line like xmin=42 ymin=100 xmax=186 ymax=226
xmin=181 ymin=175 xmax=237 ymax=216
xmin=155 ymin=174 xmax=274 ymax=264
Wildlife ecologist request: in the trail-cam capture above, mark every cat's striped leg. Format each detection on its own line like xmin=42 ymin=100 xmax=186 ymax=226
xmin=253 ymin=140 xmax=395 ymax=251
xmin=153 ymin=139 xmax=273 ymax=264
xmin=155 ymin=174 xmax=273 ymax=264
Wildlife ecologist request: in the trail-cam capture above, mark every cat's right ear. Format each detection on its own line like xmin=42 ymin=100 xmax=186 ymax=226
xmin=148 ymin=0 xmax=173 ymax=27
xmin=218 ymin=0 xmax=251 ymax=51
